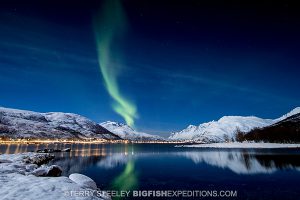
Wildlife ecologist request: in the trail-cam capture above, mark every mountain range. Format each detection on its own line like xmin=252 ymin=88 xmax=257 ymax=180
xmin=0 ymin=106 xmax=299 ymax=143
xmin=0 ymin=107 xmax=162 ymax=141
xmin=169 ymin=107 xmax=300 ymax=143
xmin=0 ymin=107 xmax=120 ymax=140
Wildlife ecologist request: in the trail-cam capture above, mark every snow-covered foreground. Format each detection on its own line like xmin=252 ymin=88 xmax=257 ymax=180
xmin=0 ymin=153 xmax=110 ymax=200
xmin=178 ymin=142 xmax=300 ymax=149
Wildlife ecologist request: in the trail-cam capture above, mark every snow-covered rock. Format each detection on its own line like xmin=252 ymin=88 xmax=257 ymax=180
xmin=31 ymin=165 xmax=62 ymax=177
xmin=169 ymin=107 xmax=300 ymax=143
xmin=69 ymin=173 xmax=97 ymax=190
xmin=100 ymin=121 xmax=165 ymax=141
xmin=0 ymin=153 xmax=108 ymax=200
xmin=0 ymin=107 xmax=120 ymax=140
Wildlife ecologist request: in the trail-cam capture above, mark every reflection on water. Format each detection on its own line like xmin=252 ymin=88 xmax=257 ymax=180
xmin=176 ymin=151 xmax=300 ymax=174
xmin=111 ymin=161 xmax=138 ymax=193
xmin=0 ymin=143 xmax=123 ymax=157
xmin=1 ymin=144 xmax=300 ymax=199
xmin=92 ymin=151 xmax=300 ymax=175
xmin=1 ymin=144 xmax=300 ymax=175
xmin=97 ymin=153 xmax=130 ymax=169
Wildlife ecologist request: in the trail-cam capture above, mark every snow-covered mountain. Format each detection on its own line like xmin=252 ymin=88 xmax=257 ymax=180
xmin=0 ymin=107 xmax=120 ymax=140
xmin=2 ymin=105 xmax=299 ymax=142
xmin=275 ymin=107 xmax=300 ymax=121
xmin=242 ymin=112 xmax=300 ymax=143
xmin=169 ymin=107 xmax=300 ymax=143
xmin=100 ymin=121 xmax=164 ymax=141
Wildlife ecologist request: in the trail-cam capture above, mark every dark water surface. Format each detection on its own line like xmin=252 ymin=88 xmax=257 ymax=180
xmin=1 ymin=143 xmax=300 ymax=199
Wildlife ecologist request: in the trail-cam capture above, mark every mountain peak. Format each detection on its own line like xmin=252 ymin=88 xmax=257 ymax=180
xmin=100 ymin=121 xmax=164 ymax=141
xmin=286 ymin=107 xmax=300 ymax=115
xmin=100 ymin=121 xmax=134 ymax=131
xmin=169 ymin=115 xmax=273 ymax=141
xmin=276 ymin=107 xmax=300 ymax=121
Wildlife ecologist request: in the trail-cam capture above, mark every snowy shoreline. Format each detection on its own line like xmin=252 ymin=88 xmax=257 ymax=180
xmin=0 ymin=152 xmax=110 ymax=200
xmin=176 ymin=142 xmax=300 ymax=149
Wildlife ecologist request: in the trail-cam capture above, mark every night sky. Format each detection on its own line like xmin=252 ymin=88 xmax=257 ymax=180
xmin=0 ymin=0 xmax=299 ymax=136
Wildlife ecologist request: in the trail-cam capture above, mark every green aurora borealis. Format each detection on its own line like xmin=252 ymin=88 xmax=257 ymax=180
xmin=94 ymin=0 xmax=137 ymax=127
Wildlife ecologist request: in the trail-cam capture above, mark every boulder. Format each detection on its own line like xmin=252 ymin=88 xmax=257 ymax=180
xmin=69 ymin=173 xmax=97 ymax=190
xmin=25 ymin=164 xmax=38 ymax=171
xmin=31 ymin=167 xmax=48 ymax=176
xmin=31 ymin=165 xmax=62 ymax=177
xmin=23 ymin=154 xmax=54 ymax=166
xmin=47 ymin=165 xmax=62 ymax=177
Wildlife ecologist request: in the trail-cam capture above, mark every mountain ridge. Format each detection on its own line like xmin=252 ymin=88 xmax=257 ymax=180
xmin=100 ymin=121 xmax=165 ymax=141
xmin=1 ymin=106 xmax=299 ymax=142
xmin=239 ymin=113 xmax=300 ymax=143
xmin=0 ymin=107 xmax=120 ymax=140
xmin=169 ymin=107 xmax=300 ymax=143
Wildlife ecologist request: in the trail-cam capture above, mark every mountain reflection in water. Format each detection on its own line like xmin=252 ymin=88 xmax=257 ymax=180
xmin=1 ymin=143 xmax=300 ymax=199
xmin=1 ymin=143 xmax=300 ymax=175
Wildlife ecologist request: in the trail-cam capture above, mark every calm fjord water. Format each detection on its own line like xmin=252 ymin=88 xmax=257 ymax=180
xmin=1 ymin=143 xmax=300 ymax=199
